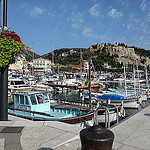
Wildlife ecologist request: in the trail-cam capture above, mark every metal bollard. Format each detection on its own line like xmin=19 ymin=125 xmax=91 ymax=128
xmin=80 ymin=125 xmax=114 ymax=150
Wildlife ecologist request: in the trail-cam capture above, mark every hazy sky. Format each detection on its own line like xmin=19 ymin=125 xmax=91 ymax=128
xmin=5 ymin=0 xmax=150 ymax=55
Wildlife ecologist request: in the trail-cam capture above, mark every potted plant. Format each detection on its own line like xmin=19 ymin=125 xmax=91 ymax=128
xmin=0 ymin=31 xmax=24 ymax=67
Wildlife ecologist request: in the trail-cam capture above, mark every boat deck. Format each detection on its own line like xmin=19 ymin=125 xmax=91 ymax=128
xmin=50 ymin=102 xmax=91 ymax=111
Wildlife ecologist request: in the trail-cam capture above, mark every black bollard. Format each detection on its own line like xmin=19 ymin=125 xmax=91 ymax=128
xmin=80 ymin=125 xmax=114 ymax=150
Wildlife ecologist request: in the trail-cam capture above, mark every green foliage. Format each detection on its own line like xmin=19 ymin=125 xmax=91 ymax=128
xmin=59 ymin=66 xmax=77 ymax=72
xmin=41 ymin=44 xmax=150 ymax=72
xmin=0 ymin=38 xmax=22 ymax=67
xmin=0 ymin=31 xmax=23 ymax=67
xmin=133 ymin=47 xmax=150 ymax=58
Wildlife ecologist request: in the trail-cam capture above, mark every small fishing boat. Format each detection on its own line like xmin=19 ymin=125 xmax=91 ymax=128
xmin=84 ymin=93 xmax=124 ymax=106
xmin=8 ymin=91 xmax=94 ymax=125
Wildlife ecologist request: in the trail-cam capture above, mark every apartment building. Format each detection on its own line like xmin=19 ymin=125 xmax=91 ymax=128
xmin=32 ymin=58 xmax=52 ymax=73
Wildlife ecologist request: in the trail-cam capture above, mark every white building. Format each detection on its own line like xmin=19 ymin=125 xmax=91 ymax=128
xmin=32 ymin=58 xmax=52 ymax=73
xmin=9 ymin=55 xmax=26 ymax=73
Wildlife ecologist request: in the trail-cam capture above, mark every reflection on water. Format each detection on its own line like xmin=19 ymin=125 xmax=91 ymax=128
xmin=48 ymin=81 xmax=133 ymax=102
xmin=50 ymin=89 xmax=82 ymax=102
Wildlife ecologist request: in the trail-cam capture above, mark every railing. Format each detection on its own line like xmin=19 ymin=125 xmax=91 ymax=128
xmin=50 ymin=98 xmax=97 ymax=108
xmin=93 ymin=104 xmax=119 ymax=129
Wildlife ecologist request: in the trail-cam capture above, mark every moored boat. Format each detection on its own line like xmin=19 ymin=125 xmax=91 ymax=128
xmin=8 ymin=91 xmax=94 ymax=125
xmin=8 ymin=78 xmax=33 ymax=93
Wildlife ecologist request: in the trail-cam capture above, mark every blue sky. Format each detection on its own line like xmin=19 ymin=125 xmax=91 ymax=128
xmin=5 ymin=0 xmax=150 ymax=55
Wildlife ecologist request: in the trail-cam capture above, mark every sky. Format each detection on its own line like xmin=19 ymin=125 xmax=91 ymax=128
xmin=4 ymin=0 xmax=150 ymax=55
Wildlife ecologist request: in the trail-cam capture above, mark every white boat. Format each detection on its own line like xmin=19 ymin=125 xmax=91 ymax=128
xmin=31 ymin=82 xmax=53 ymax=91
xmin=8 ymin=78 xmax=33 ymax=93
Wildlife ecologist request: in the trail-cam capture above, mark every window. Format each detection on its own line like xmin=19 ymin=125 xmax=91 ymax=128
xmin=15 ymin=95 xmax=19 ymax=104
xmin=11 ymin=81 xmax=14 ymax=85
xmin=25 ymin=96 xmax=29 ymax=105
xmin=14 ymin=81 xmax=25 ymax=85
xmin=20 ymin=95 xmax=24 ymax=105
xmin=30 ymin=95 xmax=37 ymax=105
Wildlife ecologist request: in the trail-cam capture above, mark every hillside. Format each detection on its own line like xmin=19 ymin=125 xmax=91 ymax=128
xmin=40 ymin=43 xmax=150 ymax=72
xmin=23 ymin=45 xmax=40 ymax=61
xmin=22 ymin=43 xmax=150 ymax=72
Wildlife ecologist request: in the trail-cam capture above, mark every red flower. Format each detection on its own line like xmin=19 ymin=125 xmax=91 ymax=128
xmin=0 ymin=31 xmax=24 ymax=46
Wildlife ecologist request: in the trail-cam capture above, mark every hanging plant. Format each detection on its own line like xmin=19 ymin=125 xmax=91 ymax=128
xmin=0 ymin=31 xmax=24 ymax=67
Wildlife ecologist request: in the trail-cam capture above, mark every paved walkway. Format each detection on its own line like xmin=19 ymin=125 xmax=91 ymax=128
xmin=0 ymin=105 xmax=150 ymax=150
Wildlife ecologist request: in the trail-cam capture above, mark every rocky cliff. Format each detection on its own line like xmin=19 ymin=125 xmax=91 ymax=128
xmin=91 ymin=43 xmax=150 ymax=67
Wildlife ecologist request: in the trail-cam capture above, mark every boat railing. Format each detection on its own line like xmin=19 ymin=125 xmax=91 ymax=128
xmin=51 ymin=98 xmax=96 ymax=108
xmin=93 ymin=104 xmax=119 ymax=129
xmin=8 ymin=106 xmax=54 ymax=119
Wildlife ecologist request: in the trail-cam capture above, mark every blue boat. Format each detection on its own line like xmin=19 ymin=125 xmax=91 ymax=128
xmin=84 ymin=93 xmax=124 ymax=105
xmin=103 ymin=91 xmax=140 ymax=108
xmin=84 ymin=91 xmax=140 ymax=109
xmin=8 ymin=91 xmax=94 ymax=124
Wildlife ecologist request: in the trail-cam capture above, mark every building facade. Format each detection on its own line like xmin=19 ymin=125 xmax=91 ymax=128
xmin=9 ymin=55 xmax=26 ymax=72
xmin=32 ymin=58 xmax=52 ymax=73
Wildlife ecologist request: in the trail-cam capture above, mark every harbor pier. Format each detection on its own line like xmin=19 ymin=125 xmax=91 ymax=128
xmin=0 ymin=104 xmax=150 ymax=149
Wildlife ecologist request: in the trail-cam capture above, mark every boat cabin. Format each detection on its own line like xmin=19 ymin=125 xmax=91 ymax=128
xmin=12 ymin=91 xmax=50 ymax=112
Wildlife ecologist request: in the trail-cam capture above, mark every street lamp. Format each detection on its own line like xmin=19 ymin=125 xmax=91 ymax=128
xmin=0 ymin=0 xmax=8 ymax=121
xmin=0 ymin=26 xmax=9 ymax=31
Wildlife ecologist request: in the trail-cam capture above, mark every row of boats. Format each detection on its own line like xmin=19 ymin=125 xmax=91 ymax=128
xmin=7 ymin=71 xmax=150 ymax=128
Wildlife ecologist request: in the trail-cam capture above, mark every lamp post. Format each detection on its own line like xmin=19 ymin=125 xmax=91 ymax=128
xmin=0 ymin=0 xmax=1 ymax=26
xmin=0 ymin=0 xmax=8 ymax=121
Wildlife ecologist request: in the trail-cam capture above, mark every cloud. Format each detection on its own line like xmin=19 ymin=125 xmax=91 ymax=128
xmin=127 ymin=24 xmax=132 ymax=30
xmin=129 ymin=13 xmax=140 ymax=23
xmin=143 ymin=26 xmax=150 ymax=34
xmin=141 ymin=0 xmax=147 ymax=11
xmin=82 ymin=27 xmax=93 ymax=36
xmin=72 ymin=23 xmax=80 ymax=29
xmin=141 ymin=0 xmax=150 ymax=11
xmin=120 ymin=0 xmax=129 ymax=6
xmin=67 ymin=12 xmax=83 ymax=29
xmin=82 ymin=26 xmax=99 ymax=39
xmin=108 ymin=9 xmax=123 ymax=18
xmin=89 ymin=4 xmax=100 ymax=16
xmin=30 ymin=6 xmax=46 ymax=17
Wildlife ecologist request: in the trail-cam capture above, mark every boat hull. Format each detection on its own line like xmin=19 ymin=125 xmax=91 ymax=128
xmin=59 ymin=112 xmax=94 ymax=124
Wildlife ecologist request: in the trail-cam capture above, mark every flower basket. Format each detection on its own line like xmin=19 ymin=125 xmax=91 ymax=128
xmin=0 ymin=31 xmax=24 ymax=68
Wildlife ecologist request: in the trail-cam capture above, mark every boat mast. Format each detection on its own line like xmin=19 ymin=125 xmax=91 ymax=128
xmin=133 ymin=64 xmax=136 ymax=95
xmin=80 ymin=49 xmax=82 ymax=77
xmin=52 ymin=42 xmax=54 ymax=73
xmin=88 ymin=48 xmax=92 ymax=110
xmin=145 ymin=65 xmax=149 ymax=91
xmin=136 ymin=59 xmax=140 ymax=93
xmin=123 ymin=62 xmax=127 ymax=97
xmin=32 ymin=41 xmax=35 ymax=74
